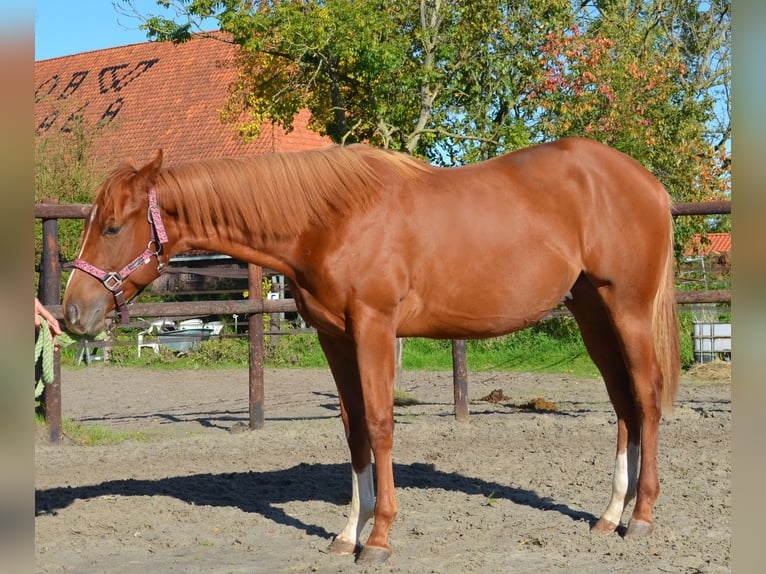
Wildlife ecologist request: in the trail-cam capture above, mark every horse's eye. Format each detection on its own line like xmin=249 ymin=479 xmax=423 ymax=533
xmin=103 ymin=223 xmax=121 ymax=237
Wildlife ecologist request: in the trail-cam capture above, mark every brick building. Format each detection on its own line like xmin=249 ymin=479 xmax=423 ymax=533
xmin=35 ymin=34 xmax=333 ymax=298
xmin=35 ymin=33 xmax=331 ymax=165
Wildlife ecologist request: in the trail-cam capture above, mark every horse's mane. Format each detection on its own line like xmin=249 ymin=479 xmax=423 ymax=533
xmin=153 ymin=144 xmax=429 ymax=240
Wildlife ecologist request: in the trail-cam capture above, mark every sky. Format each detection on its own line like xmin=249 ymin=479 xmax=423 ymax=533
xmin=34 ymin=0 xmax=213 ymax=61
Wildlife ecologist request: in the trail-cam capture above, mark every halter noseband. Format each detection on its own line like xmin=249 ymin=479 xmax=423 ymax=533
xmin=73 ymin=188 xmax=168 ymax=325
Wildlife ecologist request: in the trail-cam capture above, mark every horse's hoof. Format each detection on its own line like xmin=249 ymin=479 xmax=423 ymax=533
xmin=591 ymin=518 xmax=619 ymax=534
xmin=625 ymin=519 xmax=654 ymax=538
xmin=357 ymin=545 xmax=392 ymax=564
xmin=327 ymin=537 xmax=357 ymax=556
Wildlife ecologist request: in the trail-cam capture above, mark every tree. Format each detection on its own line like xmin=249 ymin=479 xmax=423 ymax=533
xmin=122 ymin=0 xmax=574 ymax=162
xmin=526 ymin=0 xmax=730 ymax=252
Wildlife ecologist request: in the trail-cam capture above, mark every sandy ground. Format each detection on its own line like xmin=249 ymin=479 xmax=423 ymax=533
xmin=35 ymin=366 xmax=730 ymax=573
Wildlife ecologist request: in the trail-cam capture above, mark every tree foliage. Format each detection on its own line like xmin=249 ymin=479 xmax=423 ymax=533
xmin=120 ymin=0 xmax=731 ymax=247
xmin=130 ymin=0 xmax=574 ymax=162
xmin=528 ymin=1 xmax=730 ymax=250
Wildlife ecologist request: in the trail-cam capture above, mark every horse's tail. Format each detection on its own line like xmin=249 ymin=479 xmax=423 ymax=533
xmin=653 ymin=222 xmax=681 ymax=414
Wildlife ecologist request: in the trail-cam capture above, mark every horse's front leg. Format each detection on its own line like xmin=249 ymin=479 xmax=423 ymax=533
xmin=332 ymin=465 xmax=375 ymax=554
xmin=317 ymin=332 xmax=376 ymax=556
xmin=348 ymin=308 xmax=398 ymax=563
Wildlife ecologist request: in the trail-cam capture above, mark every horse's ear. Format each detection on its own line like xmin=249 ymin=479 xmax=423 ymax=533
xmin=134 ymin=149 xmax=164 ymax=190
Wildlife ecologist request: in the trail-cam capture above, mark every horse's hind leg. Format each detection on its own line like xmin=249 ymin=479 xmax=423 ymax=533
xmin=317 ymin=332 xmax=376 ymax=556
xmin=565 ymin=276 xmax=641 ymax=534
xmin=600 ymin=290 xmax=664 ymax=539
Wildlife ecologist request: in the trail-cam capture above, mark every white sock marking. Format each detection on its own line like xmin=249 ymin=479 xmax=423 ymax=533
xmin=336 ymin=465 xmax=375 ymax=546
xmin=601 ymin=442 xmax=640 ymax=525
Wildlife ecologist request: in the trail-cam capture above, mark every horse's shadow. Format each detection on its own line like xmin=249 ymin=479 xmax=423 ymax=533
xmin=35 ymin=461 xmax=597 ymax=541
xmin=74 ymin=391 xmax=344 ymax=431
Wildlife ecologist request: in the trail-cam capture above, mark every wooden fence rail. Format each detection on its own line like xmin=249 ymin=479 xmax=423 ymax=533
xmin=42 ymin=287 xmax=731 ymax=324
xmin=34 ymin=200 xmax=734 ymax=220
xmin=36 ymin=200 xmax=731 ymax=442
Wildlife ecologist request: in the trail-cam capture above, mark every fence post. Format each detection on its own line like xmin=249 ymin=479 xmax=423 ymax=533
xmin=452 ymin=339 xmax=469 ymax=421
xmin=248 ymin=264 xmax=265 ymax=429
xmin=39 ymin=199 xmax=62 ymax=444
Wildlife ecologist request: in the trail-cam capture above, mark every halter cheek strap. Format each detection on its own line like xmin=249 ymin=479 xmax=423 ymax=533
xmin=73 ymin=188 xmax=168 ymax=325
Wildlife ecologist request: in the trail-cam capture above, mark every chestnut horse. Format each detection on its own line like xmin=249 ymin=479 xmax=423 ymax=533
xmin=62 ymin=137 xmax=679 ymax=563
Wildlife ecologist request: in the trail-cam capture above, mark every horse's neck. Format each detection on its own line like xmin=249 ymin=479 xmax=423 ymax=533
xmin=168 ymin=220 xmax=301 ymax=281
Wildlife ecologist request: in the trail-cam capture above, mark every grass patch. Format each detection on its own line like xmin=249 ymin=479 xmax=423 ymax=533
xmin=63 ymin=330 xmax=598 ymax=376
xmin=394 ymin=389 xmax=421 ymax=406
xmin=36 ymin=415 xmax=158 ymax=446
xmin=57 ymin=316 xmax=659 ymax=379
xmin=402 ymin=317 xmax=599 ymax=378
xmin=61 ymin=331 xmax=329 ymax=370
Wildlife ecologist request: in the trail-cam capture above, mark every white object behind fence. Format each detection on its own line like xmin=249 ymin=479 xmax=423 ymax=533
xmin=692 ymin=321 xmax=732 ymax=363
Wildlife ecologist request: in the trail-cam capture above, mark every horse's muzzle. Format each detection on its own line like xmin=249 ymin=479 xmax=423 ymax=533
xmin=63 ymin=299 xmax=107 ymax=337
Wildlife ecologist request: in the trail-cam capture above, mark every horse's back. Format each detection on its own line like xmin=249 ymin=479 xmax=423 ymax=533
xmin=394 ymin=138 xmax=668 ymax=252
xmin=469 ymin=137 xmax=667 ymax=207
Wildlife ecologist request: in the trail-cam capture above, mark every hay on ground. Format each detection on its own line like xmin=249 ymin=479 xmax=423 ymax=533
xmin=686 ymin=361 xmax=731 ymax=381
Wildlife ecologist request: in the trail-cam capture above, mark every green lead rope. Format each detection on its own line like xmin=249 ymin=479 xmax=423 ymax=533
xmin=35 ymin=316 xmax=55 ymax=398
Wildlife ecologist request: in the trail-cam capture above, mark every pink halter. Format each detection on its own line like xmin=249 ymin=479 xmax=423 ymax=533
xmin=73 ymin=188 xmax=168 ymax=325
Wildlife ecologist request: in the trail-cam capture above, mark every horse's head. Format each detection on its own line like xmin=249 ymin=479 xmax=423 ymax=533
xmin=63 ymin=150 xmax=168 ymax=336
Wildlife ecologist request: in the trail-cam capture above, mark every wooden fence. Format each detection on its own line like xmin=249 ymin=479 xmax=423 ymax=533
xmin=35 ymin=200 xmax=731 ymax=443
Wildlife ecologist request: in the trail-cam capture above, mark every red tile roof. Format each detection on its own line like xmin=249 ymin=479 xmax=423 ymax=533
xmin=686 ymin=233 xmax=731 ymax=256
xmin=35 ymin=34 xmax=332 ymax=167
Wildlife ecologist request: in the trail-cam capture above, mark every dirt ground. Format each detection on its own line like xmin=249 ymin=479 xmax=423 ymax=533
xmin=35 ymin=366 xmax=730 ymax=573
